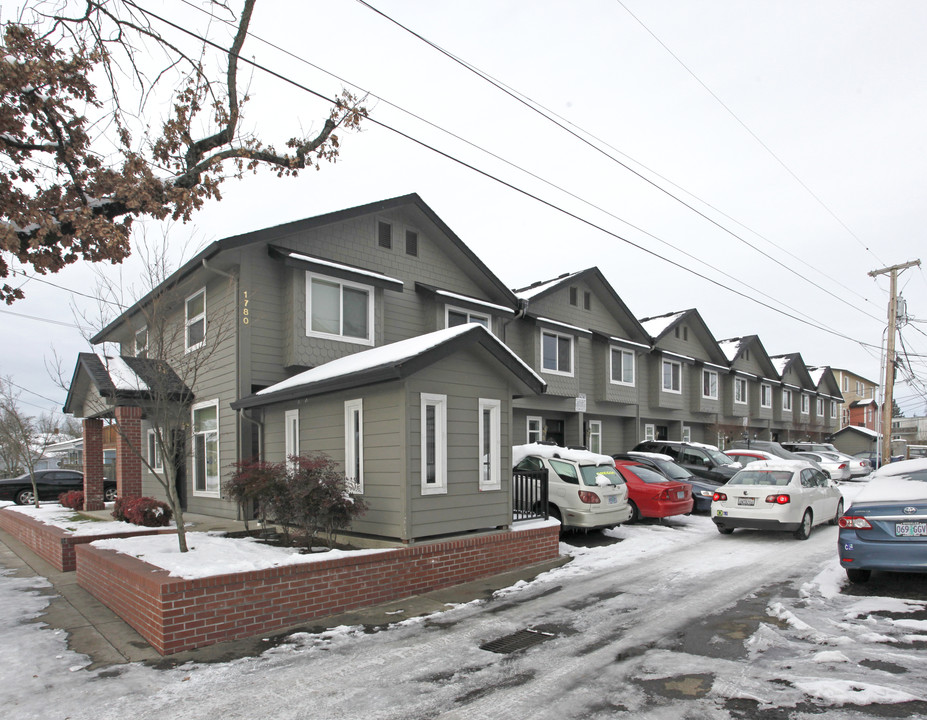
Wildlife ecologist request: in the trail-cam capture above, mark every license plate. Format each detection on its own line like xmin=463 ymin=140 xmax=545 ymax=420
xmin=895 ymin=521 xmax=927 ymax=537
xmin=737 ymin=497 xmax=755 ymax=507
xmin=676 ymin=491 xmax=685 ymax=499
xmin=608 ymin=495 xmax=618 ymax=504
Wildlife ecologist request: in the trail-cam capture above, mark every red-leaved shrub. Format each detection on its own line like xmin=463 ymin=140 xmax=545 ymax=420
xmin=111 ymin=496 xmax=173 ymax=527
xmin=58 ymin=490 xmax=84 ymax=510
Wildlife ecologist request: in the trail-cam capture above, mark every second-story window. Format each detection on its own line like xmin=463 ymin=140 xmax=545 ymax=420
xmin=801 ymin=394 xmax=810 ymax=414
xmin=702 ymin=369 xmax=718 ymax=399
xmin=542 ymin=331 xmax=573 ymax=375
xmin=816 ymin=397 xmax=824 ymax=417
xmin=610 ymin=348 xmax=634 ymax=385
xmin=734 ymin=377 xmax=748 ymax=404
xmin=783 ymin=389 xmax=792 ymax=411
xmin=447 ymin=307 xmax=490 ymax=329
xmin=761 ymin=384 xmax=772 ymax=408
xmin=662 ymin=359 xmax=681 ymax=393
xmin=185 ymin=289 xmax=206 ymax=351
xmin=307 ymin=273 xmax=373 ymax=345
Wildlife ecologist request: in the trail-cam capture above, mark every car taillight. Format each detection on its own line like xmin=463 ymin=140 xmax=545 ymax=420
xmin=578 ymin=490 xmax=600 ymax=504
xmin=838 ymin=516 xmax=872 ymax=529
xmin=765 ymin=494 xmax=790 ymax=504
xmin=838 ymin=463 xmax=847 ymax=469
xmin=713 ymin=492 xmax=727 ymax=502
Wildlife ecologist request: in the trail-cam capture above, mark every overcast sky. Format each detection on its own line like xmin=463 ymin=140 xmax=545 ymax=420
xmin=4 ymin=0 xmax=927 ymax=423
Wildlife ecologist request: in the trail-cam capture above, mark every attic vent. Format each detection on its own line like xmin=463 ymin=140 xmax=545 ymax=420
xmin=569 ymin=287 xmax=578 ymax=306
xmin=378 ymin=220 xmax=392 ymax=249
xmin=480 ymin=628 xmax=555 ymax=654
xmin=405 ymin=230 xmax=418 ymax=256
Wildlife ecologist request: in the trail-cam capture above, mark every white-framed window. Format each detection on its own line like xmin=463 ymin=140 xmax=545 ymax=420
xmin=146 ymin=428 xmax=163 ymax=472
xmin=344 ymin=399 xmax=364 ymax=493
xmin=306 ymin=272 xmax=374 ymax=345
xmin=734 ymin=377 xmax=748 ymax=405
xmin=421 ymin=393 xmax=447 ymax=495
xmin=185 ymin=288 xmax=206 ymax=351
xmin=702 ymin=369 xmax=718 ymax=400
xmin=644 ymin=423 xmax=656 ymax=442
xmin=192 ymin=400 xmax=219 ymax=496
xmin=783 ymin=389 xmax=792 ymax=411
xmin=801 ymin=394 xmax=810 ymax=415
xmin=761 ymin=383 xmax=772 ymax=408
xmin=610 ymin=348 xmax=635 ymax=386
xmin=681 ymin=425 xmax=692 ymax=443
xmin=541 ymin=330 xmax=573 ymax=376
xmin=842 ymin=376 xmax=849 ymax=392
xmin=527 ymin=416 xmax=543 ymax=444
xmin=662 ymin=359 xmax=682 ymax=393
xmin=856 ymin=381 xmax=864 ymax=395
xmin=446 ymin=306 xmax=490 ymax=330
xmin=478 ymin=398 xmax=501 ymax=491
xmin=285 ymin=409 xmax=299 ymax=469
xmin=135 ymin=326 xmax=148 ymax=357
xmin=587 ymin=420 xmax=602 ymax=454
xmin=831 ymin=401 xmax=837 ymax=419
xmin=816 ymin=397 xmax=824 ymax=417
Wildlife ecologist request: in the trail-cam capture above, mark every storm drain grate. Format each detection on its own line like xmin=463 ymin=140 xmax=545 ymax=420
xmin=479 ymin=628 xmax=556 ymax=654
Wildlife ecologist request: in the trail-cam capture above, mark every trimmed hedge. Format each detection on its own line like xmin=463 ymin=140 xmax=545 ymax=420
xmin=112 ymin=496 xmax=173 ymax=527
xmin=58 ymin=490 xmax=84 ymax=510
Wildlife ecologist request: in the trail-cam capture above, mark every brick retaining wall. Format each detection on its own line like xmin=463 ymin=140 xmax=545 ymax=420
xmin=0 ymin=507 xmax=168 ymax=572
xmin=76 ymin=523 xmax=561 ymax=655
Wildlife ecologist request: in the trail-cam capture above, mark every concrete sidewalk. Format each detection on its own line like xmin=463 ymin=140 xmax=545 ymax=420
xmin=0 ymin=521 xmax=568 ymax=669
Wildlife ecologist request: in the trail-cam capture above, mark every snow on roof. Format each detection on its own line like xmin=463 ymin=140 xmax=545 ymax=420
xmin=717 ymin=338 xmax=745 ymax=362
xmin=257 ymin=325 xmax=542 ymax=396
xmin=639 ymin=311 xmax=686 ymax=339
xmin=433 ymin=289 xmax=512 ymax=314
xmin=771 ymin=356 xmax=791 ymax=375
xmin=535 ymin=316 xmax=591 ymax=335
xmin=512 ymin=443 xmax=614 ymax=467
xmin=103 ymin=355 xmax=148 ymax=391
xmin=513 ymin=272 xmax=581 ymax=300
xmin=840 ymin=425 xmax=880 ymax=438
xmin=286 ymin=251 xmax=404 ymax=287
xmin=807 ymin=367 xmax=826 ymax=386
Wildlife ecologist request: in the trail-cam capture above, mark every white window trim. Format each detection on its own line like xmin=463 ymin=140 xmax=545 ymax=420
xmin=527 ymin=416 xmax=543 ymax=444
xmin=344 ymin=399 xmax=364 ymax=494
xmin=801 ymin=394 xmax=810 ymax=415
xmin=702 ymin=369 xmax=718 ymax=400
xmin=306 ymin=272 xmax=375 ymax=346
xmin=445 ymin=305 xmax=491 ymax=331
xmin=285 ymin=409 xmax=299 ymax=469
xmin=421 ymin=393 xmax=447 ymax=495
xmin=734 ymin=377 xmax=748 ymax=405
xmin=644 ymin=423 xmax=656 ymax=442
xmin=816 ymin=397 xmax=824 ymax=417
xmin=609 ymin=347 xmax=635 ymax=386
xmin=662 ymin=359 xmax=682 ymax=394
xmin=478 ymin=398 xmax=501 ymax=491
xmin=831 ymin=401 xmax=837 ymax=419
xmin=541 ymin=330 xmax=574 ymax=377
xmin=782 ymin=389 xmax=792 ymax=411
xmin=761 ymin=383 xmax=772 ymax=409
xmin=191 ymin=399 xmax=220 ymax=497
xmin=146 ymin=428 xmax=163 ymax=472
xmin=588 ymin=420 xmax=603 ymax=454
xmin=185 ymin=288 xmax=206 ymax=352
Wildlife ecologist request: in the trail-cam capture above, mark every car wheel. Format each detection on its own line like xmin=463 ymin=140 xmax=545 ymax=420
xmin=793 ymin=509 xmax=813 ymax=540
xmin=830 ymin=499 xmax=844 ymax=526
xmin=15 ymin=489 xmax=35 ymax=505
xmin=846 ymin=568 xmax=871 ymax=584
xmin=104 ymin=486 xmax=117 ymax=502
xmin=627 ymin=500 xmax=640 ymax=523
xmin=717 ymin=525 xmax=734 ymax=535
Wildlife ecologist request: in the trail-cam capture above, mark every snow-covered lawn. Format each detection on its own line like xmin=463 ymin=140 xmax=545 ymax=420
xmin=3 ymin=502 xmax=148 ymax=536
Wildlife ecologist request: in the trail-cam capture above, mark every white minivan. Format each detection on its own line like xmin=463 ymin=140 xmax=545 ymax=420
xmin=513 ymin=443 xmax=631 ymax=530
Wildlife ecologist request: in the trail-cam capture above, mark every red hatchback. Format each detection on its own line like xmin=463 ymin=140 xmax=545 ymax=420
xmin=613 ymin=460 xmax=694 ymax=522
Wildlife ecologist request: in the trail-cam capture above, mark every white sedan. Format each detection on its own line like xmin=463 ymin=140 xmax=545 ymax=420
xmin=711 ymin=460 xmax=844 ymax=540
xmin=794 ymin=451 xmax=851 ymax=481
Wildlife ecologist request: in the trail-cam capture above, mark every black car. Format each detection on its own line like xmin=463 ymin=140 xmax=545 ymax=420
xmin=0 ymin=469 xmax=116 ymax=505
xmin=614 ymin=452 xmax=722 ymax=512
xmin=631 ymin=441 xmax=740 ymax=483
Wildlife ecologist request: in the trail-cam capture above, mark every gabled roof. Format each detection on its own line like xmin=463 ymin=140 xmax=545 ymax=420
xmin=832 ymin=425 xmax=880 ymax=439
xmin=769 ymin=353 xmax=815 ymax=389
xmin=807 ymin=365 xmax=843 ymax=400
xmin=638 ymin=308 xmax=728 ymax=365
xmin=513 ymin=267 xmax=650 ymax=344
xmin=63 ymin=353 xmax=192 ymax=414
xmin=717 ymin=335 xmax=780 ymax=380
xmin=231 ymin=324 xmax=546 ymax=410
xmin=92 ymin=194 xmax=516 ymax=343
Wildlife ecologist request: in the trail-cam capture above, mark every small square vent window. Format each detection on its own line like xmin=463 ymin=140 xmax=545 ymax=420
xmin=378 ymin=220 xmax=392 ymax=249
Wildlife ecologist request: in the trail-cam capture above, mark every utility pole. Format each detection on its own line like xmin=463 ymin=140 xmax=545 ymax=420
xmin=868 ymin=259 xmax=921 ymax=462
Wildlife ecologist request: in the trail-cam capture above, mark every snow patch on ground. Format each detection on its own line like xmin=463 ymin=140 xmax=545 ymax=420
xmin=4 ymin=502 xmax=161 ymax=536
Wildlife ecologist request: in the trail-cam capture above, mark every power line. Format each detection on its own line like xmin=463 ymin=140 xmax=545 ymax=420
xmin=0 ymin=308 xmax=88 ymax=331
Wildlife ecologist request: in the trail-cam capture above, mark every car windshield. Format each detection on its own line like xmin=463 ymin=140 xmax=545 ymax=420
xmin=652 ymin=460 xmax=692 ymax=480
xmin=705 ymin=448 xmax=735 ymax=466
xmin=579 ymin=463 xmax=624 ymax=486
xmin=625 ymin=465 xmax=673 ymax=484
xmin=729 ymin=470 xmax=793 ymax=487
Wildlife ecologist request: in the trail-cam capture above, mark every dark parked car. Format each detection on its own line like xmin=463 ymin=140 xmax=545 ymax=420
xmin=0 ymin=469 xmax=116 ymax=505
xmin=631 ymin=441 xmax=740 ymax=483
xmin=614 ymin=451 xmax=721 ymax=512
xmin=838 ymin=459 xmax=927 ymax=583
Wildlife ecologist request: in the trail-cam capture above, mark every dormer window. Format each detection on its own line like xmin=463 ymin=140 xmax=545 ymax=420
xmin=307 ymin=273 xmax=373 ymax=345
xmin=447 ymin=307 xmax=489 ymax=329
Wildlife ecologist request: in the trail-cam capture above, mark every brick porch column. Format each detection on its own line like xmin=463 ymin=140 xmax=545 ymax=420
xmin=82 ymin=418 xmax=105 ymax=511
xmin=114 ymin=405 xmax=143 ymax=499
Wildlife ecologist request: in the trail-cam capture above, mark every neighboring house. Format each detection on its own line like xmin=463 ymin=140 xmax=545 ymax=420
xmin=831 ymin=368 xmax=879 ymax=428
xmin=849 ymin=398 xmax=879 ymax=431
xmin=832 ymin=425 xmax=880 ymax=456
xmin=892 ymin=415 xmax=927 ymax=443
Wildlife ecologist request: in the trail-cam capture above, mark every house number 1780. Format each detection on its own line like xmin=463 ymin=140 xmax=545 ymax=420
xmin=242 ymin=290 xmax=250 ymax=325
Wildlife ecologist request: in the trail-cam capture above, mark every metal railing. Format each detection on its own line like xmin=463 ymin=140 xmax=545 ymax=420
xmin=512 ymin=468 xmax=548 ymax=522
